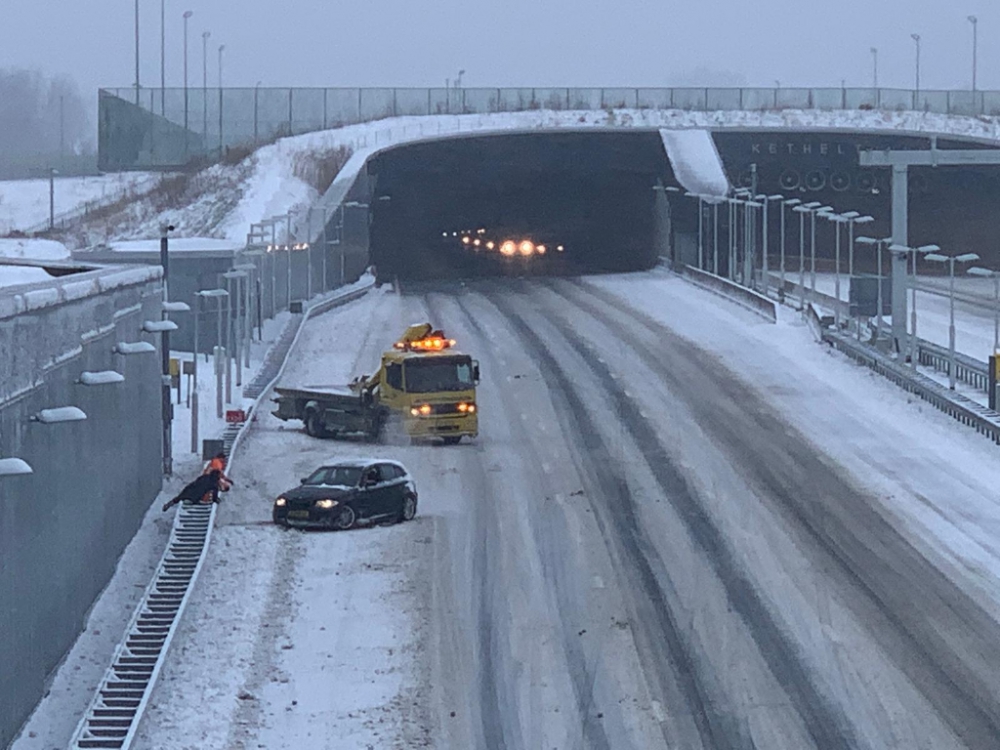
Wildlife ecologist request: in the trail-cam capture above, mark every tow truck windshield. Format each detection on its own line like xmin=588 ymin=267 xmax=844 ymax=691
xmin=404 ymin=357 xmax=475 ymax=393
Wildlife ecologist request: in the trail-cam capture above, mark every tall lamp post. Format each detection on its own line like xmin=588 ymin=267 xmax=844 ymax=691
xmin=792 ymin=203 xmax=819 ymax=309
xmin=192 ymin=288 xmax=229 ymax=450
xmin=757 ymin=193 xmax=784 ymax=294
xmin=134 ymin=0 xmax=141 ymax=104
xmin=967 ymin=266 xmax=999 ymax=354
xmin=685 ymin=191 xmax=705 ymax=269
xmin=218 ymin=44 xmax=226 ymax=154
xmin=183 ymin=11 xmax=193 ymax=133
xmin=924 ymin=251 xmax=980 ymax=388
xmin=824 ymin=213 xmax=848 ymax=327
xmin=871 ymin=47 xmax=879 ymax=92
xmin=202 ymin=30 xmax=211 ymax=138
xmin=779 ymin=198 xmax=801 ymax=297
xmin=160 ymin=0 xmax=166 ymax=115
xmin=912 ymin=33 xmax=922 ymax=107
xmin=969 ymin=16 xmax=979 ymax=93
xmin=898 ymin=243 xmax=942 ymax=368
xmin=856 ymin=236 xmax=892 ymax=343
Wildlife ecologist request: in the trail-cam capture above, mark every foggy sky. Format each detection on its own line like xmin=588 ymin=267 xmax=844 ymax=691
xmin=0 ymin=0 xmax=997 ymax=99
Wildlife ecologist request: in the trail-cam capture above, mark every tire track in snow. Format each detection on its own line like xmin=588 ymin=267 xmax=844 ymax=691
xmin=446 ymin=290 xmax=615 ymax=750
xmin=485 ymin=286 xmax=753 ymax=750
xmin=555 ymin=278 xmax=1000 ymax=750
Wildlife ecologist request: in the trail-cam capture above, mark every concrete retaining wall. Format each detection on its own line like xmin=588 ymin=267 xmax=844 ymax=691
xmin=0 ymin=266 xmax=165 ymax=748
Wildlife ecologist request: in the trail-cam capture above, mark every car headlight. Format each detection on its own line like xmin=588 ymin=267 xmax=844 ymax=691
xmin=315 ymin=499 xmax=338 ymax=509
xmin=275 ymin=497 xmax=286 ymax=507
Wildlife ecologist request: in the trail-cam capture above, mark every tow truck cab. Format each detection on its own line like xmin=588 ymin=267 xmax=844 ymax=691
xmin=376 ymin=325 xmax=480 ymax=443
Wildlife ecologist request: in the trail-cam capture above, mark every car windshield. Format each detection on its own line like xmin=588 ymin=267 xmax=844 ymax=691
xmin=404 ymin=357 xmax=474 ymax=393
xmin=304 ymin=466 xmax=363 ymax=487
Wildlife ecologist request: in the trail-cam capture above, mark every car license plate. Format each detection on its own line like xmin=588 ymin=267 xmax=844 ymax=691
xmin=288 ymin=510 xmax=310 ymax=519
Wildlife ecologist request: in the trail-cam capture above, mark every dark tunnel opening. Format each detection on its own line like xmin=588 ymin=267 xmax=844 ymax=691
xmin=366 ymin=131 xmax=672 ymax=280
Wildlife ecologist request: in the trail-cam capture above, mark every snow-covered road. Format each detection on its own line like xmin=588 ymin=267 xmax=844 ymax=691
xmin=130 ymin=272 xmax=1000 ymax=749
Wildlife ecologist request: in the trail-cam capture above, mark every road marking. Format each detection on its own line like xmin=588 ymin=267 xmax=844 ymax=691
xmin=592 ymin=575 xmax=605 ymax=589
xmin=651 ymin=700 xmax=667 ymax=723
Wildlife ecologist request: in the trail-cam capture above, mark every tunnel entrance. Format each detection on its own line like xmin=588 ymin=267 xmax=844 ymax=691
xmin=366 ymin=131 xmax=672 ymax=280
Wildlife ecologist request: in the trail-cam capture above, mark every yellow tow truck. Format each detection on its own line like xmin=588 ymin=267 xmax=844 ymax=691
xmin=273 ymin=323 xmax=480 ymax=444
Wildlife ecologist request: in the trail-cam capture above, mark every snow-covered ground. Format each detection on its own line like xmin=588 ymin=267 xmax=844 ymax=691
xmin=38 ymin=270 xmax=997 ymax=749
xmin=8 ymin=309 xmax=295 ymax=750
xmin=0 ymin=173 xmax=157 ymax=234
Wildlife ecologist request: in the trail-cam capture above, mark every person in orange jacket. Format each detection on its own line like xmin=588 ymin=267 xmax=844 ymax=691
xmin=202 ymin=452 xmax=234 ymax=503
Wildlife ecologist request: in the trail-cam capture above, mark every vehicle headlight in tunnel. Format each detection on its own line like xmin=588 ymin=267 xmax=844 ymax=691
xmin=275 ymin=497 xmax=286 ymax=507
xmin=473 ymin=239 xmax=481 ymax=247
xmin=500 ymin=241 xmax=517 ymax=257
xmin=486 ymin=241 xmax=495 ymax=250
xmin=442 ymin=232 xmax=448 ymax=237
xmin=557 ymin=245 xmax=565 ymax=252
xmin=519 ymin=240 xmax=535 ymax=256
xmin=462 ymin=236 xmax=471 ymax=245
xmin=536 ymin=244 xmax=547 ymax=254
xmin=315 ymin=498 xmax=338 ymax=509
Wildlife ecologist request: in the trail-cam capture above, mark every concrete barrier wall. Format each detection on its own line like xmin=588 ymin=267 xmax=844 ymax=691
xmin=0 ymin=267 xmax=165 ymax=748
xmin=681 ymin=265 xmax=778 ymax=322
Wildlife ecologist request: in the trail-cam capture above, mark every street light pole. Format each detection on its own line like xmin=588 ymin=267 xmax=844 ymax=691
xmin=160 ymin=0 xmax=166 ymax=116
xmin=183 ymin=11 xmax=192 ymax=134
xmin=923 ymin=251 xmax=979 ymax=388
xmin=871 ymin=47 xmax=879 ymax=91
xmin=202 ymin=30 xmax=210 ymax=139
xmin=780 ymin=198 xmax=800 ymax=296
xmin=712 ymin=201 xmax=719 ymax=275
xmin=134 ymin=0 xmax=140 ymax=105
xmin=912 ymin=33 xmax=922 ymax=107
xmin=218 ymin=44 xmax=226 ymax=154
xmin=969 ymin=16 xmax=979 ymax=92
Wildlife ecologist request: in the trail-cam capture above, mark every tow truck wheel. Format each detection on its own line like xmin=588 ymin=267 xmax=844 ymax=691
xmin=333 ymin=506 xmax=356 ymax=530
xmin=442 ymin=436 xmax=462 ymax=446
xmin=305 ymin=412 xmax=323 ymax=438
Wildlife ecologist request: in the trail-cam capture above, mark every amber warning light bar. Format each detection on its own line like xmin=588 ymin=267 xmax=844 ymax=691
xmin=394 ymin=332 xmax=457 ymax=351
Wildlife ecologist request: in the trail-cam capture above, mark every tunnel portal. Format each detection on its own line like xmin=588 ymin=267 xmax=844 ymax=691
xmin=366 ymin=131 xmax=672 ymax=280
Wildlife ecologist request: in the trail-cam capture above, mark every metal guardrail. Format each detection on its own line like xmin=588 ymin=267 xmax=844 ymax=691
xmin=67 ymin=279 xmax=374 ymax=750
xmin=915 ymin=339 xmax=989 ymax=392
xmin=681 ymin=264 xmax=777 ymax=322
xmin=824 ymin=330 xmax=1000 ymax=445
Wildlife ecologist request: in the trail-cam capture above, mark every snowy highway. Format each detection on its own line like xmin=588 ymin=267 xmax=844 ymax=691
xmin=132 ymin=271 xmax=1000 ymax=750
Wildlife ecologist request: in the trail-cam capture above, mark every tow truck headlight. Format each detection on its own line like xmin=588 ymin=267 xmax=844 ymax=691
xmin=457 ymin=402 xmax=476 ymax=413
xmin=275 ymin=497 xmax=286 ymax=507
xmin=315 ymin=499 xmax=338 ymax=509
xmin=411 ymin=404 xmax=433 ymax=416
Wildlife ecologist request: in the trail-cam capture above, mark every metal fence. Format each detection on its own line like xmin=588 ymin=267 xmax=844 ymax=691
xmin=99 ymin=85 xmax=1000 ymax=170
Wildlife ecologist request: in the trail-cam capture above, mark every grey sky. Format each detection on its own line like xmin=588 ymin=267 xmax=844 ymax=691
xmin=1 ymin=0 xmax=997 ymax=99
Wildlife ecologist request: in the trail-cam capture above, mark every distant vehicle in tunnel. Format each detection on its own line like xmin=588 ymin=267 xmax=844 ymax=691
xmin=272 ymin=323 xmax=480 ymax=444
xmin=272 ymin=458 xmax=418 ymax=530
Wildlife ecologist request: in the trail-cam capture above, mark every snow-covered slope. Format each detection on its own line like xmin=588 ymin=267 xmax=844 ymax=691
xmin=47 ymin=106 xmax=1000 ymax=249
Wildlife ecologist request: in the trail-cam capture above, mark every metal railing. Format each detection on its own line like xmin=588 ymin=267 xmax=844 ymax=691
xmin=915 ymin=338 xmax=990 ymax=392
xmin=98 ymin=84 xmax=1000 ymax=171
xmin=824 ymin=329 xmax=1000 ymax=444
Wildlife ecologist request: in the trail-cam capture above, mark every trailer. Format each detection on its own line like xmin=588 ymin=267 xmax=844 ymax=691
xmin=272 ymin=385 xmax=387 ymax=440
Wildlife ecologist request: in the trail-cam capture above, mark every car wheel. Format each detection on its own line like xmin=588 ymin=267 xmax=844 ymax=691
xmin=400 ymin=495 xmax=417 ymax=522
xmin=333 ymin=506 xmax=356 ymax=530
xmin=442 ymin=436 xmax=462 ymax=446
xmin=305 ymin=412 xmax=323 ymax=438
